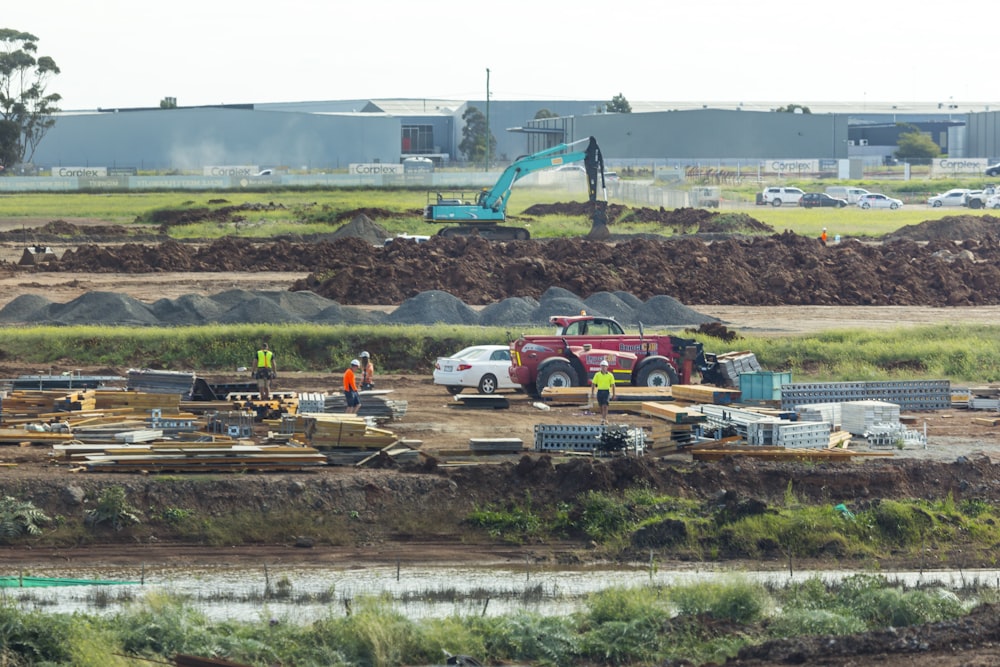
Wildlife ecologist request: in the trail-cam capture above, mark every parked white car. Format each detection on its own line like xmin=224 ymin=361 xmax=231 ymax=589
xmin=857 ymin=193 xmax=903 ymax=210
xmin=433 ymin=345 xmax=519 ymax=395
xmin=927 ymin=188 xmax=971 ymax=207
xmin=761 ymin=186 xmax=805 ymax=207
xmin=986 ymin=194 xmax=1000 ymax=209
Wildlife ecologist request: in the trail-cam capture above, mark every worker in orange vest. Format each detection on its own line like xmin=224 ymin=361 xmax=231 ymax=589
xmin=344 ymin=359 xmax=361 ymax=414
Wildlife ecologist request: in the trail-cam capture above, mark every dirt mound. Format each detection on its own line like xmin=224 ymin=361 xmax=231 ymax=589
xmin=521 ymin=203 xmax=775 ymax=234
xmin=328 ymin=214 xmax=389 ymax=245
xmin=886 ymin=214 xmax=1000 ymax=242
xmin=728 ymin=602 xmax=1000 ymax=666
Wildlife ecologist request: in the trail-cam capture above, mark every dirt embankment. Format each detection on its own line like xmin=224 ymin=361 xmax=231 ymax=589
xmin=7 ymin=211 xmax=1000 ymax=307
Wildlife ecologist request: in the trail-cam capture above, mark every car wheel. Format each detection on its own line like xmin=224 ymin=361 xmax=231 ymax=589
xmin=861 ymin=202 xmax=871 ymax=209
xmin=771 ymin=199 xmax=782 ymax=207
xmin=932 ymin=201 xmax=942 ymax=207
xmin=969 ymin=199 xmax=983 ymax=209
xmin=446 ymin=385 xmax=463 ymax=395
xmin=838 ymin=201 xmax=847 ymax=208
xmin=890 ymin=202 xmax=900 ymax=210
xmin=535 ymin=361 xmax=579 ymax=395
xmin=477 ymin=374 xmax=498 ymax=394
xmin=993 ymin=203 xmax=1000 ymax=209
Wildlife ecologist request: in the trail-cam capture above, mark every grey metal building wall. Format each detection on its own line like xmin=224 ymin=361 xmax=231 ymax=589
xmin=464 ymin=100 xmax=606 ymax=163
xmin=32 ymin=108 xmax=401 ymax=171
xmin=966 ymin=111 xmax=1000 ymax=160
xmin=571 ymin=109 xmax=850 ymax=161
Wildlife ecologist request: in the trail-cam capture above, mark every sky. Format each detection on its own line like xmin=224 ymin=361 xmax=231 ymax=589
xmin=4 ymin=0 xmax=992 ymax=111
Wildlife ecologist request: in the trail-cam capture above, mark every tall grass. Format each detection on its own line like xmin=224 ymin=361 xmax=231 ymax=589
xmin=4 ymin=322 xmax=1000 ymax=382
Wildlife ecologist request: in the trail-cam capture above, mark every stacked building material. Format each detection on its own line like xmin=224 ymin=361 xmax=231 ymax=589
xmin=533 ymin=424 xmax=645 ymax=453
xmin=0 ymin=389 xmax=97 ymax=417
xmin=540 ymin=386 xmax=673 ymax=405
xmin=713 ymin=352 xmax=762 ymax=387
xmin=126 ymin=369 xmax=197 ymax=397
xmin=323 ymin=392 xmax=407 ymax=421
xmin=642 ymin=401 xmax=707 ymax=451
xmin=96 ymin=390 xmax=181 ymax=413
xmin=795 ymin=403 xmax=842 ymax=430
xmin=291 ymin=414 xmax=398 ymax=450
xmin=841 ymin=400 xmax=901 ymax=436
xmin=80 ymin=444 xmax=327 ymax=472
xmin=780 ymin=380 xmax=950 ymax=411
xmin=206 ymin=411 xmax=255 ymax=439
xmin=670 ymin=385 xmax=741 ymax=405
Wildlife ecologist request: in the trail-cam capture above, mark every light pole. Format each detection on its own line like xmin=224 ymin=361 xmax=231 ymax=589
xmin=485 ymin=68 xmax=490 ymax=172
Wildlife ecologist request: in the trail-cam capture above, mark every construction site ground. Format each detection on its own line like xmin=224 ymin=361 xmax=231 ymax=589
xmin=4 ymin=212 xmax=1000 ymax=665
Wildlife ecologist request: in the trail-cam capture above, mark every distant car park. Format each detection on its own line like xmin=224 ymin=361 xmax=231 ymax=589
xmin=857 ymin=193 xmax=903 ymax=210
xmin=799 ymin=193 xmax=848 ymax=208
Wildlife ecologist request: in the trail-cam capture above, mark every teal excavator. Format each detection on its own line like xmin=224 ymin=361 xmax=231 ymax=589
xmin=423 ymin=136 xmax=610 ymax=241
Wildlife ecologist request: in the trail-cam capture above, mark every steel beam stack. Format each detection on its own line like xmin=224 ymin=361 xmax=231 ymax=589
xmin=780 ymin=380 xmax=950 ymax=411
xmin=127 ymin=369 xmax=197 ymax=397
xmin=533 ymin=424 xmax=644 ymax=453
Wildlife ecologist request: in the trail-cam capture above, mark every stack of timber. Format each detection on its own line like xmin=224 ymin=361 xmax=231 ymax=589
xmin=642 ymin=401 xmax=708 ymax=451
xmin=0 ymin=389 xmax=98 ymax=417
xmin=539 ymin=386 xmax=673 ymax=406
xmin=77 ymin=443 xmax=327 ymax=473
xmin=96 ymin=390 xmax=181 ymax=413
xmin=289 ymin=413 xmax=399 ymax=452
xmin=690 ymin=439 xmax=894 ymax=462
xmin=670 ymin=385 xmax=741 ymax=405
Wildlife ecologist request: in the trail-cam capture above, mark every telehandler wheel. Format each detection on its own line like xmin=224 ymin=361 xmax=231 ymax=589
xmin=535 ymin=361 xmax=579 ymax=395
xmin=635 ymin=360 xmax=679 ymax=388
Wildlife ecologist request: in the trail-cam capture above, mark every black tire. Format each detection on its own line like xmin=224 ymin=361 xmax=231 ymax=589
xmin=477 ymin=374 xmax=498 ymax=394
xmin=838 ymin=201 xmax=847 ymax=208
xmin=890 ymin=202 xmax=900 ymax=210
xmin=771 ymin=199 xmax=782 ymax=207
xmin=969 ymin=199 xmax=983 ymax=209
xmin=932 ymin=201 xmax=942 ymax=207
xmin=535 ymin=361 xmax=579 ymax=395
xmin=446 ymin=385 xmax=463 ymax=395
xmin=635 ymin=359 xmax=679 ymax=388
xmin=861 ymin=202 xmax=871 ymax=209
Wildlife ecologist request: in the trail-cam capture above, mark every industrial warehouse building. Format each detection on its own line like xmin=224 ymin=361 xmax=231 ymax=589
xmin=22 ymin=98 xmax=1000 ymax=175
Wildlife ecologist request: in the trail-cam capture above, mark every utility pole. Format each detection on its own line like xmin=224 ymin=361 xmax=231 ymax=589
xmin=484 ymin=68 xmax=491 ymax=172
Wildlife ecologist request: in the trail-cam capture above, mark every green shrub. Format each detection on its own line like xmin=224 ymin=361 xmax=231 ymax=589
xmin=0 ymin=496 xmax=50 ymax=542
xmin=769 ymin=608 xmax=866 ymax=637
xmin=85 ymin=486 xmax=142 ymax=532
xmin=669 ymin=578 xmax=770 ymax=624
xmin=578 ymin=491 xmax=631 ymax=541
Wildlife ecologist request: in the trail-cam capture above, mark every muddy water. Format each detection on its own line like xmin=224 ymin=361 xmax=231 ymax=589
xmin=5 ymin=563 xmax=999 ymax=622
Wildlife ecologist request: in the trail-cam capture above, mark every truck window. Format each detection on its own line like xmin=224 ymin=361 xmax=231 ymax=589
xmin=563 ymin=322 xmax=585 ymax=335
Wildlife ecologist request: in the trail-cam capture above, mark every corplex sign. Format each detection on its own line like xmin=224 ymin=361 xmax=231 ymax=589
xmin=203 ymin=165 xmax=259 ymax=176
xmin=56 ymin=166 xmax=108 ymax=177
xmin=349 ymin=163 xmax=403 ymax=175
xmin=761 ymin=159 xmax=819 ymax=173
xmin=931 ymin=158 xmax=987 ymax=175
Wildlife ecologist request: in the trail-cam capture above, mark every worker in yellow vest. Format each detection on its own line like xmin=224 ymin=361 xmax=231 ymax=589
xmin=254 ymin=342 xmax=277 ymax=400
xmin=590 ymin=359 xmax=616 ymax=425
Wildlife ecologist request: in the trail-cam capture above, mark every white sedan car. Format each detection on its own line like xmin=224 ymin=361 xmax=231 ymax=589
xmin=857 ymin=193 xmax=903 ymax=210
xmin=433 ymin=345 xmax=519 ymax=395
xmin=926 ymin=188 xmax=970 ymax=207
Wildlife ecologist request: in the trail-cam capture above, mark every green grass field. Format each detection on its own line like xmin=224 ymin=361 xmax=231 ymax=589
xmin=0 ymin=184 xmax=987 ymax=241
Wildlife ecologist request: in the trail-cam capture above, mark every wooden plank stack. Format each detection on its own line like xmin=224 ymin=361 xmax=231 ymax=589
xmin=291 ymin=414 xmax=399 ymax=451
xmin=642 ymin=401 xmax=708 ymax=451
xmin=670 ymin=385 xmax=742 ymax=405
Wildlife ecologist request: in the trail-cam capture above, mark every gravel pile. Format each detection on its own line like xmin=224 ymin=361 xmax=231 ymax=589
xmin=0 ymin=289 xmax=716 ymax=328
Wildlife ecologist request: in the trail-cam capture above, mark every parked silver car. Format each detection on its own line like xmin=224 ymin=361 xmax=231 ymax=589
xmin=857 ymin=193 xmax=903 ymax=210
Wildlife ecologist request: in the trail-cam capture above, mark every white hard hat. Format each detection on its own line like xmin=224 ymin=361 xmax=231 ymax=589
xmin=351 ymin=359 xmax=360 ymax=366
xmin=361 ymin=351 xmax=370 ymax=358
xmin=600 ymin=360 xmax=609 ymax=367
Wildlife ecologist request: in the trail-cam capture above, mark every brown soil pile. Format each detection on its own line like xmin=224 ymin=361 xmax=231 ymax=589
xmin=522 ymin=203 xmax=774 ymax=234
xmin=12 ymin=206 xmax=1000 ymax=308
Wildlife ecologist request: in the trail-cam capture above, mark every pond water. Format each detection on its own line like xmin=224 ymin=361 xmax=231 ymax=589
xmin=4 ymin=562 xmax=999 ymax=623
